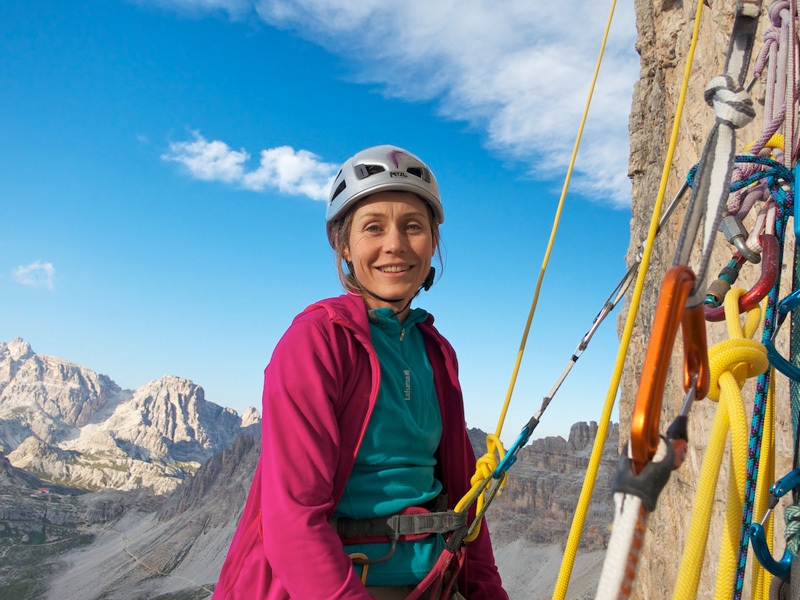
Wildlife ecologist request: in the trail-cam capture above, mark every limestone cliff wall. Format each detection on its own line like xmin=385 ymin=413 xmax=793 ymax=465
xmin=624 ymin=1 xmax=795 ymax=598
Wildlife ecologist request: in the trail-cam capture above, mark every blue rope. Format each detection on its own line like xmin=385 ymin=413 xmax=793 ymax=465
xmin=730 ymin=156 xmax=794 ymax=599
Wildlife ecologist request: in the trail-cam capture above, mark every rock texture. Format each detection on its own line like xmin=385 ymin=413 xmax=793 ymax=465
xmin=0 ymin=339 xmax=259 ymax=494
xmin=485 ymin=422 xmax=618 ymax=552
xmin=623 ymin=1 xmax=795 ymax=598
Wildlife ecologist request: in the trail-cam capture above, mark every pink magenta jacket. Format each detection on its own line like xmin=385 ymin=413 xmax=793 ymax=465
xmin=213 ymin=293 xmax=507 ymax=599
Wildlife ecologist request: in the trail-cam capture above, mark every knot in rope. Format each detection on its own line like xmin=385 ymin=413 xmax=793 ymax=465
xmin=453 ymin=434 xmax=507 ymax=543
xmin=785 ymin=504 xmax=800 ymax=558
xmin=704 ymin=75 xmax=756 ymax=128
xmin=706 ymin=338 xmax=768 ymax=401
xmin=768 ymin=0 xmax=791 ymax=25
xmin=471 ymin=434 xmax=506 ymax=488
xmin=705 ymin=288 xmax=768 ymax=402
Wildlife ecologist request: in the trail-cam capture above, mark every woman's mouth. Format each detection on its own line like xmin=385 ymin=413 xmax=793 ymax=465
xmin=378 ymin=265 xmax=411 ymax=273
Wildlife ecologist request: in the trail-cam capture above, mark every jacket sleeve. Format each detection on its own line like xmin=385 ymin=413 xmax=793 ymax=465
xmin=258 ymin=316 xmax=372 ymax=599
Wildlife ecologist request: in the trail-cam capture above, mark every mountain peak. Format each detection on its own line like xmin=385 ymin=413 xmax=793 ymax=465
xmin=5 ymin=337 xmax=34 ymax=361
xmin=1 ymin=341 xmax=249 ymax=494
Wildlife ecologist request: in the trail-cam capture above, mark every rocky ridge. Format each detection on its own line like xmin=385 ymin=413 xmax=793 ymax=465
xmin=483 ymin=421 xmax=618 ymax=552
xmin=0 ymin=338 xmax=259 ymax=494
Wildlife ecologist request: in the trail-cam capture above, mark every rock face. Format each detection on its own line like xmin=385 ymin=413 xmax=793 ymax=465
xmin=623 ymin=1 xmax=795 ymax=598
xmin=0 ymin=339 xmax=259 ymax=494
xmin=0 ymin=338 xmax=123 ymax=446
xmin=485 ymin=422 xmax=618 ymax=552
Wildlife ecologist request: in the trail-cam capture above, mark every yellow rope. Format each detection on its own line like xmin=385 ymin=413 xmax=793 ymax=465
xmin=552 ymin=0 xmax=707 ymax=596
xmin=672 ymin=289 xmax=768 ymax=599
xmin=455 ymin=0 xmax=620 ymax=542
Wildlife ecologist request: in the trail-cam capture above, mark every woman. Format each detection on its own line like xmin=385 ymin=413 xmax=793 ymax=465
xmin=213 ymin=145 xmax=507 ymax=599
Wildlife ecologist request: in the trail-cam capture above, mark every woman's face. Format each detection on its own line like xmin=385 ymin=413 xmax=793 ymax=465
xmin=343 ymin=191 xmax=436 ymax=313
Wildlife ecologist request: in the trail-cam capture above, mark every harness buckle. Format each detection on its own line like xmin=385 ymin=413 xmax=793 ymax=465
xmin=336 ymin=506 xmax=467 ymax=566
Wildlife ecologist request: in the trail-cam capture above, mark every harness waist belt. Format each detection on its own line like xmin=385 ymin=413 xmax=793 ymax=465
xmin=335 ymin=508 xmax=467 ymax=544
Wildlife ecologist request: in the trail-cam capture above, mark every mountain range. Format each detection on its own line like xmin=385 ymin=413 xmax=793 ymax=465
xmin=0 ymin=338 xmax=618 ymax=599
xmin=0 ymin=338 xmax=259 ymax=494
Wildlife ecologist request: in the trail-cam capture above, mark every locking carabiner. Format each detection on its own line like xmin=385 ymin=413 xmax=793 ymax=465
xmin=704 ymin=232 xmax=779 ymax=321
xmin=749 ymin=469 xmax=800 ymax=578
xmin=630 ymin=265 xmax=710 ymax=474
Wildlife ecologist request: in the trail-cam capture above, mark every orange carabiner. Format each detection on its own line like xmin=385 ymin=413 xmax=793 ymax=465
xmin=630 ymin=265 xmax=709 ymax=474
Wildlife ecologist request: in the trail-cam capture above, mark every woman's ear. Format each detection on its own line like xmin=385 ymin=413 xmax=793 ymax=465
xmin=342 ymin=244 xmax=351 ymax=262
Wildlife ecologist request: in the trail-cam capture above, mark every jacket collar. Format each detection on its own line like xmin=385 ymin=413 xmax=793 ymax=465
xmin=302 ymin=292 xmax=434 ymax=335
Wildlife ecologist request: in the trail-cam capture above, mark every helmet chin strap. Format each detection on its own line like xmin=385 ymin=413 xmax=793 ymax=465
xmin=349 ymin=266 xmax=436 ymax=317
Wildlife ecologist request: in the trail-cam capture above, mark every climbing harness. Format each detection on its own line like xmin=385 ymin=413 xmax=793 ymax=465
xmin=336 ymin=507 xmax=467 ymax=567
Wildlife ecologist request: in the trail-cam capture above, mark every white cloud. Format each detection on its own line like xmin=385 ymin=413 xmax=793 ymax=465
xmin=163 ymin=132 xmax=249 ymax=183
xmin=152 ymin=0 xmax=639 ymax=206
xmin=13 ymin=261 xmax=55 ymax=290
xmin=242 ymin=146 xmax=337 ymax=200
xmin=162 ymin=132 xmax=337 ymax=201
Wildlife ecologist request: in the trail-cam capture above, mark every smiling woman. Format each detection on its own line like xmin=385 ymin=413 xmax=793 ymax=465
xmin=342 ymin=191 xmax=437 ymax=319
xmin=213 ymin=145 xmax=508 ymax=599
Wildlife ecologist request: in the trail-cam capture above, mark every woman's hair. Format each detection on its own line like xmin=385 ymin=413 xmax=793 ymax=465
xmin=331 ymin=197 xmax=443 ymax=294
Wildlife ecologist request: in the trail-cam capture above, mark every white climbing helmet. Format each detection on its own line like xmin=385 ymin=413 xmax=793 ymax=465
xmin=326 ymin=145 xmax=444 ymax=247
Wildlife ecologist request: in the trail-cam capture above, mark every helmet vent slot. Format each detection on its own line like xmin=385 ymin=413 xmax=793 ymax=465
xmin=354 ymin=164 xmax=386 ymax=179
xmin=330 ymin=180 xmax=347 ymax=203
xmin=407 ymin=167 xmax=430 ymax=183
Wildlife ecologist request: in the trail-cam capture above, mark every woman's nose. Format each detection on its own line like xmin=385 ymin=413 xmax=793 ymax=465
xmin=383 ymin=226 xmax=406 ymax=252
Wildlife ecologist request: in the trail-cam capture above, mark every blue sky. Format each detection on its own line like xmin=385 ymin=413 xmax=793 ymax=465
xmin=1 ymin=0 xmax=637 ymax=442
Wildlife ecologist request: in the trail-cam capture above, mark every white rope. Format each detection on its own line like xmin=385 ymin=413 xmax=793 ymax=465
xmin=596 ymin=439 xmax=672 ymax=599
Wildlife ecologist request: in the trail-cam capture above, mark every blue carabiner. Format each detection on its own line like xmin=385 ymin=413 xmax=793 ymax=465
xmin=749 ymin=469 xmax=800 ymax=578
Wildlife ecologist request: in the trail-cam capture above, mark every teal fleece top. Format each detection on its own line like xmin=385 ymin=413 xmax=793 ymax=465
xmin=335 ymin=307 xmax=445 ymax=585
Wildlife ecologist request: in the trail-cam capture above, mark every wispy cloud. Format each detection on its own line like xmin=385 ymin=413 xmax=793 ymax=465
xmin=152 ymin=0 xmax=639 ymax=206
xmin=133 ymin=0 xmax=253 ymax=19
xmin=13 ymin=261 xmax=55 ymax=290
xmin=162 ymin=132 xmax=337 ymax=200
